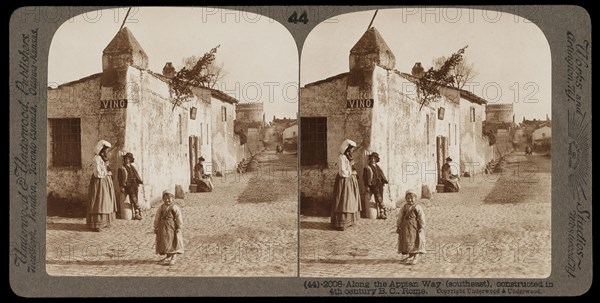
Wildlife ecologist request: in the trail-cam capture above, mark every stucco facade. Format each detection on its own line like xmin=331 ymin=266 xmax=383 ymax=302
xmin=457 ymin=90 xmax=494 ymax=175
xmin=300 ymin=27 xmax=491 ymax=217
xmin=532 ymin=125 xmax=551 ymax=142
xmin=300 ymin=66 xmax=461 ymax=215
xmin=46 ymin=27 xmax=241 ymax=205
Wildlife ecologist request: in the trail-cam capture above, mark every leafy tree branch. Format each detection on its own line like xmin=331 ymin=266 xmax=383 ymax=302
xmin=417 ymin=46 xmax=468 ymax=110
xmin=170 ymin=45 xmax=221 ymax=109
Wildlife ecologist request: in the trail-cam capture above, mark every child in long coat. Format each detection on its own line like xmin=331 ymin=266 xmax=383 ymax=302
xmin=154 ymin=189 xmax=184 ymax=265
xmin=396 ymin=189 xmax=426 ymax=265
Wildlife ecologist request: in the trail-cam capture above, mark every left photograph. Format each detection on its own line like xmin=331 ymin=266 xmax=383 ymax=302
xmin=46 ymin=7 xmax=299 ymax=276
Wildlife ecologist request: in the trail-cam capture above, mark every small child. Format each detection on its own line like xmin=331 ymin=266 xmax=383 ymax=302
xmin=396 ymin=189 xmax=426 ymax=265
xmin=154 ymin=189 xmax=184 ymax=265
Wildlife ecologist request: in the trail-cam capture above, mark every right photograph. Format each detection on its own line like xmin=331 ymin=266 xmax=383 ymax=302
xmin=299 ymin=8 xmax=551 ymax=278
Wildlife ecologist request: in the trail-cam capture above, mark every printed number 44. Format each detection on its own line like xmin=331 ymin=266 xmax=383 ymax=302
xmin=288 ymin=11 xmax=308 ymax=24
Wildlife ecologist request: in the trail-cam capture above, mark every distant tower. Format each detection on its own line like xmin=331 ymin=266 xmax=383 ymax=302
xmin=235 ymin=103 xmax=264 ymax=123
xmin=485 ymin=104 xmax=514 ymax=123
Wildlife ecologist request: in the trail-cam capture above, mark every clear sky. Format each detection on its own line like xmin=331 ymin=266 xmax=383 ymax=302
xmin=48 ymin=7 xmax=299 ymax=121
xmin=301 ymin=8 xmax=552 ymax=122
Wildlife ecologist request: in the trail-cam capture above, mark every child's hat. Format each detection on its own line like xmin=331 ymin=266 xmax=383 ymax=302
xmin=162 ymin=189 xmax=175 ymax=197
xmin=405 ymin=189 xmax=418 ymax=198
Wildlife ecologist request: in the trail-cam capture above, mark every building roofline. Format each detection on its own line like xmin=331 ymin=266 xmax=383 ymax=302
xmin=396 ymin=71 xmax=488 ymax=105
xmin=303 ymin=72 xmax=349 ymax=88
xmin=135 ymin=67 xmax=239 ymax=104
xmin=146 ymin=70 xmax=171 ymax=83
xmin=458 ymin=89 xmax=487 ymax=105
xmin=204 ymin=87 xmax=238 ymax=104
xmin=48 ymin=73 xmax=103 ymax=89
xmin=49 ymin=68 xmax=239 ymax=105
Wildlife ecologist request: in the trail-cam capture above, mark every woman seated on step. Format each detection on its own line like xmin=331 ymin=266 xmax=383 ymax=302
xmin=193 ymin=157 xmax=213 ymax=192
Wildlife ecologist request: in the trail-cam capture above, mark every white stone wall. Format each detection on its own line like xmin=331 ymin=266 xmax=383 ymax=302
xmin=210 ymin=96 xmax=240 ymax=174
xmin=458 ymin=96 xmax=489 ymax=175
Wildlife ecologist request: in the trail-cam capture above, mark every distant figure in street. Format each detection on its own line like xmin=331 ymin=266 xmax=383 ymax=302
xmin=440 ymin=157 xmax=460 ymax=192
xmin=396 ymin=189 xmax=426 ymax=265
xmin=154 ymin=189 xmax=184 ymax=265
xmin=118 ymin=152 xmax=144 ymax=220
xmin=86 ymin=140 xmax=118 ymax=232
xmin=363 ymin=152 xmax=389 ymax=219
xmin=525 ymin=145 xmax=533 ymax=155
xmin=193 ymin=157 xmax=213 ymax=192
xmin=331 ymin=139 xmax=362 ymax=231
xmin=276 ymin=144 xmax=283 ymax=154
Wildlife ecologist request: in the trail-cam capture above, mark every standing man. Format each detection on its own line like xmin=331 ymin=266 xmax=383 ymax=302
xmin=364 ymin=152 xmax=389 ymax=219
xmin=118 ymin=152 xmax=144 ymax=220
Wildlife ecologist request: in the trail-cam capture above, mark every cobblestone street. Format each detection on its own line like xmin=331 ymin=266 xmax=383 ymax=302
xmin=300 ymin=152 xmax=551 ymax=278
xmin=46 ymin=151 xmax=298 ymax=277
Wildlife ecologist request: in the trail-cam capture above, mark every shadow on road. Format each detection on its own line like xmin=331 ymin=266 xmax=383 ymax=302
xmin=300 ymin=221 xmax=333 ymax=231
xmin=46 ymin=222 xmax=88 ymax=232
xmin=236 ymin=152 xmax=297 ymax=204
xmin=484 ymin=154 xmax=551 ymax=204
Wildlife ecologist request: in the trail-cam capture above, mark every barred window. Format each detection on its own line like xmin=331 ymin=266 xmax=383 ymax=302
xmin=49 ymin=118 xmax=81 ymax=167
xmin=301 ymin=117 xmax=327 ymax=166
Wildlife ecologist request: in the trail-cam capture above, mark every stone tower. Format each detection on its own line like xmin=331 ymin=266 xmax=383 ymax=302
xmin=347 ymin=27 xmax=396 ymax=98
xmin=349 ymin=27 xmax=396 ymax=72
xmin=485 ymin=104 xmax=514 ymax=123
xmin=101 ymin=27 xmax=148 ymax=88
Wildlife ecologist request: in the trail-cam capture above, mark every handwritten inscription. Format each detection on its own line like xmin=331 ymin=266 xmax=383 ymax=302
xmin=564 ymin=31 xmax=590 ymax=279
xmin=346 ymin=99 xmax=374 ymax=109
xmin=16 ymin=29 xmax=38 ymax=96
xmin=566 ymin=208 xmax=590 ymax=278
xmin=12 ymin=99 xmax=39 ymax=273
xmin=565 ymin=31 xmax=589 ymax=115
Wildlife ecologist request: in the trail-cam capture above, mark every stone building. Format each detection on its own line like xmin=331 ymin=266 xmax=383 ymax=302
xmin=282 ymin=121 xmax=298 ymax=151
xmin=456 ymin=90 xmax=494 ymax=174
xmin=300 ymin=27 xmax=492 ymax=216
xmin=47 ymin=27 xmax=243 ymax=205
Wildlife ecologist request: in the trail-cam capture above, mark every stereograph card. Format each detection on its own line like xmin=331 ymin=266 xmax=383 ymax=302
xmin=9 ymin=5 xmax=591 ymax=297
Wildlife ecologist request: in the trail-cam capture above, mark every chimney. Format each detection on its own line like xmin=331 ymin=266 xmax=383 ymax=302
xmin=411 ymin=62 xmax=424 ymax=78
xmin=162 ymin=62 xmax=175 ymax=78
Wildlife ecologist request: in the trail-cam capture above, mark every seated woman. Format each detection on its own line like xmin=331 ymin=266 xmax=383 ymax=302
xmin=193 ymin=157 xmax=213 ymax=192
xmin=440 ymin=157 xmax=460 ymax=192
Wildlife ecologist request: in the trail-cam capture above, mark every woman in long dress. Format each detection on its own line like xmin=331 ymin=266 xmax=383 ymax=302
xmin=396 ymin=189 xmax=426 ymax=264
xmin=331 ymin=139 xmax=362 ymax=231
xmin=86 ymin=140 xmax=118 ymax=232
